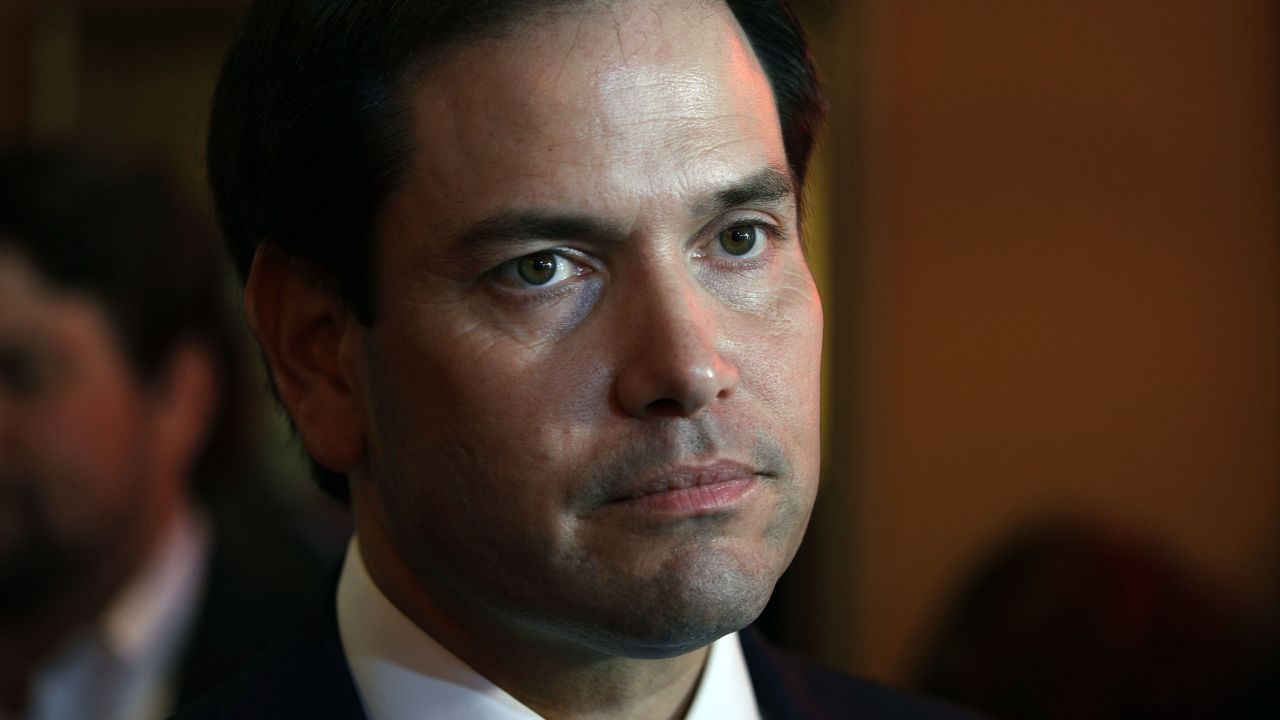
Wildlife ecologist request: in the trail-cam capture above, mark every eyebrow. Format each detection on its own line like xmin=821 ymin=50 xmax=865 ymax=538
xmin=452 ymin=165 xmax=796 ymax=250
xmin=692 ymin=165 xmax=796 ymax=219
xmin=456 ymin=213 xmax=627 ymax=250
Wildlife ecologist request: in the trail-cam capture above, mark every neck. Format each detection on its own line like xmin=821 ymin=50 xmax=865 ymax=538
xmin=352 ymin=498 xmax=708 ymax=720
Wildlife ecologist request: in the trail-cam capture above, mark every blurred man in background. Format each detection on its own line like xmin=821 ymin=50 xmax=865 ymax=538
xmin=0 ymin=146 xmax=323 ymax=720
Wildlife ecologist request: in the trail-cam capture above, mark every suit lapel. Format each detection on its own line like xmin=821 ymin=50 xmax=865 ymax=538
xmin=740 ymin=628 xmax=804 ymax=720
xmin=181 ymin=566 xmax=367 ymax=719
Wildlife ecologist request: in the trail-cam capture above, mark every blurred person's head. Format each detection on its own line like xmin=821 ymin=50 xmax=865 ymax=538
xmin=0 ymin=146 xmax=241 ymax=627
xmin=914 ymin=520 xmax=1259 ymax=720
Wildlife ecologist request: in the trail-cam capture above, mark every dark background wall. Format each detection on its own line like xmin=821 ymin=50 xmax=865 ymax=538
xmin=828 ymin=0 xmax=1278 ymax=683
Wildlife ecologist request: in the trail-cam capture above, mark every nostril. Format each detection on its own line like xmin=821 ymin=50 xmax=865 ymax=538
xmin=643 ymin=397 xmax=688 ymax=417
xmin=613 ymin=328 xmax=739 ymax=419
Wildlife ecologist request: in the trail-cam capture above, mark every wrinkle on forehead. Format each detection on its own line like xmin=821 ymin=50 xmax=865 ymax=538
xmin=588 ymin=0 xmax=731 ymax=62
xmin=396 ymin=0 xmax=785 ymax=238
xmin=418 ymin=0 xmax=772 ymax=137
xmin=584 ymin=2 xmax=776 ymax=135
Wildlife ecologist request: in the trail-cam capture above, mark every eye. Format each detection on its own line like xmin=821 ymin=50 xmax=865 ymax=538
xmin=714 ymin=224 xmax=768 ymax=259
xmin=0 ymin=348 xmax=54 ymax=398
xmin=495 ymin=251 xmax=579 ymax=289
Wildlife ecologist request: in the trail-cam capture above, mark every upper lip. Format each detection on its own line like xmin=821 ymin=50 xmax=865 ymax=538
xmin=607 ymin=459 xmax=761 ymax=503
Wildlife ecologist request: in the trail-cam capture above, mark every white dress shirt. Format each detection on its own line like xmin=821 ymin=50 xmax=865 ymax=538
xmin=337 ymin=539 xmax=761 ymax=720
xmin=7 ymin=504 xmax=210 ymax=720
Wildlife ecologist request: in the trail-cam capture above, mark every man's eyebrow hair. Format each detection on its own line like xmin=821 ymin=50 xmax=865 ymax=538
xmin=452 ymin=166 xmax=796 ymax=251
xmin=694 ymin=165 xmax=796 ymax=218
xmin=455 ymin=212 xmax=629 ymax=249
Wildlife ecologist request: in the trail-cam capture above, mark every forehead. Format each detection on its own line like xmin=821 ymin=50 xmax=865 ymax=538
xmin=0 ymin=249 xmax=109 ymax=346
xmin=395 ymin=0 xmax=784 ymax=224
xmin=0 ymin=249 xmax=61 ymax=323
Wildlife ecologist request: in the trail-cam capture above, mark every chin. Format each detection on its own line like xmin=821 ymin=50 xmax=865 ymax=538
xmin=552 ymin=551 xmax=781 ymax=660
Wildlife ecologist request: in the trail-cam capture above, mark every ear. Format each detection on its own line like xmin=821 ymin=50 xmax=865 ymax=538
xmin=149 ymin=340 xmax=219 ymax=480
xmin=243 ymin=247 xmax=365 ymax=473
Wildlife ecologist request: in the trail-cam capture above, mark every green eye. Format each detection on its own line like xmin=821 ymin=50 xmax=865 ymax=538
xmin=718 ymin=225 xmax=762 ymax=257
xmin=517 ymin=253 xmax=560 ymax=286
xmin=495 ymin=250 xmax=581 ymax=291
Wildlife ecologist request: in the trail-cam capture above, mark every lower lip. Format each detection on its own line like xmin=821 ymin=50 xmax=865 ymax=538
xmin=610 ymin=477 xmax=756 ymax=515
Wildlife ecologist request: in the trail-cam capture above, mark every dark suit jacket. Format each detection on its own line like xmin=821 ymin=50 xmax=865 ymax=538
xmin=172 ymin=573 xmax=979 ymax=720
xmin=170 ymin=488 xmax=335 ymax=707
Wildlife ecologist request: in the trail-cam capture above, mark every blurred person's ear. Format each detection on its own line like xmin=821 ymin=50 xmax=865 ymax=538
xmin=150 ymin=341 xmax=219 ymax=480
xmin=242 ymin=247 xmax=365 ymax=475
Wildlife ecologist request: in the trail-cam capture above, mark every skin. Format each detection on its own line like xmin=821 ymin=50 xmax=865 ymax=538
xmin=246 ymin=1 xmax=823 ymax=718
xmin=0 ymin=249 xmax=214 ymax=714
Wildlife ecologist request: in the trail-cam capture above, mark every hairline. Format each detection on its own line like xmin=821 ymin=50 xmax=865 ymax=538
xmin=369 ymin=0 xmax=806 ymax=307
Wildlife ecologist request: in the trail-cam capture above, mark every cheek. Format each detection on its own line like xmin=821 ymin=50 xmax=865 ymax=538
xmin=732 ymin=269 xmax=823 ymax=423
xmin=417 ymin=338 xmax=605 ymax=451
xmin=7 ymin=388 xmax=149 ymax=542
xmin=372 ymin=322 xmax=613 ymax=519
xmin=369 ymin=334 xmax=613 ymax=597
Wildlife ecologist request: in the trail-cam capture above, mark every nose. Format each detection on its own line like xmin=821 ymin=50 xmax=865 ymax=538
xmin=613 ymin=279 xmax=739 ymax=419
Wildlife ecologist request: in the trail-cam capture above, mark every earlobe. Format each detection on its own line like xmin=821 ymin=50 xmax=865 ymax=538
xmin=149 ymin=341 xmax=219 ymax=482
xmin=243 ymin=247 xmax=366 ymax=473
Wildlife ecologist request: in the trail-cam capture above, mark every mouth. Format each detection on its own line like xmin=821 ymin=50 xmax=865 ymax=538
xmin=604 ymin=460 xmax=762 ymax=516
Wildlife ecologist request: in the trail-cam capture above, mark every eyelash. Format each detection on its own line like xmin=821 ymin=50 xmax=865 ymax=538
xmin=482 ymin=248 xmax=597 ymax=311
xmin=484 ymin=217 xmax=787 ymax=304
xmin=703 ymin=217 xmax=786 ymax=266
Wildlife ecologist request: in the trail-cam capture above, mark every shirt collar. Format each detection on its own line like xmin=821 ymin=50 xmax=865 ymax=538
xmin=18 ymin=503 xmax=212 ymax=720
xmin=100 ymin=502 xmax=210 ymax=664
xmin=337 ymin=537 xmax=760 ymax=720
xmin=685 ymin=625 xmax=760 ymax=720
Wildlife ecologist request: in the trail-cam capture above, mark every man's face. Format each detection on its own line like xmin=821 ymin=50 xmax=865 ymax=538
xmin=0 ymin=250 xmax=164 ymax=611
xmin=356 ymin=0 xmax=822 ymax=656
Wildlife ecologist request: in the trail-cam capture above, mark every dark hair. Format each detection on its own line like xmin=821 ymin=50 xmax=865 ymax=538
xmin=207 ymin=0 xmax=825 ymax=501
xmin=0 ymin=145 xmax=250 ymax=495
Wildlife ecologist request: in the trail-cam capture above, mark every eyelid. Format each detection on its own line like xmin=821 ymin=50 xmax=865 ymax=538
xmin=699 ymin=213 xmax=788 ymax=258
xmin=488 ymin=247 xmax=593 ymax=293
